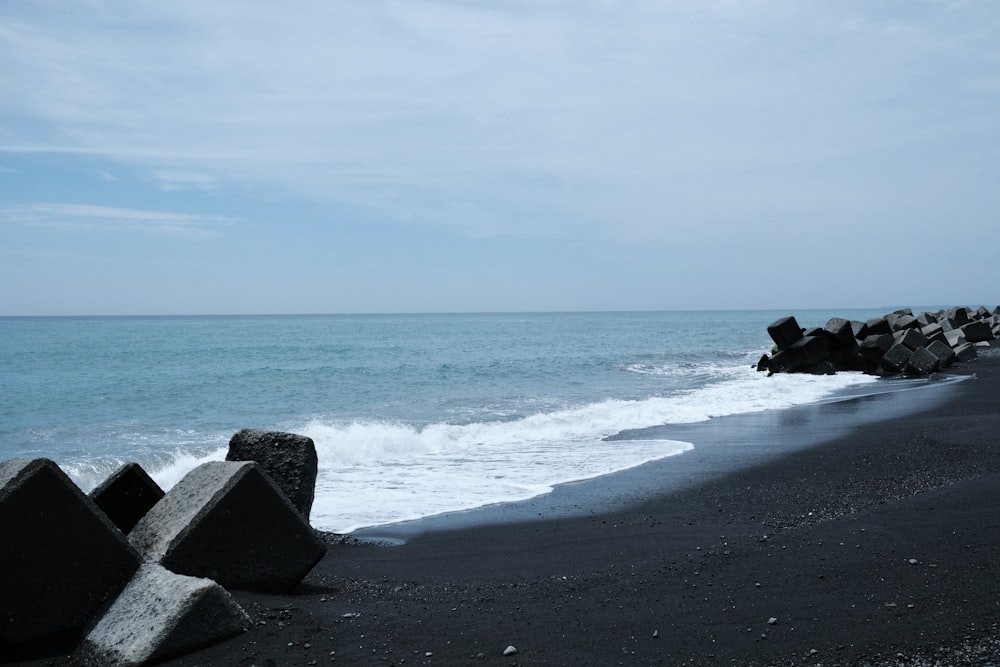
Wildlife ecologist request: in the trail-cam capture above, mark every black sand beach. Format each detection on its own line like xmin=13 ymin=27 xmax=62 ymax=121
xmin=23 ymin=347 xmax=1000 ymax=666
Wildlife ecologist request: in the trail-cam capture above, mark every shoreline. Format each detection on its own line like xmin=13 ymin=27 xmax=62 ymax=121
xmin=20 ymin=346 xmax=1000 ymax=666
xmin=348 ymin=370 xmax=970 ymax=543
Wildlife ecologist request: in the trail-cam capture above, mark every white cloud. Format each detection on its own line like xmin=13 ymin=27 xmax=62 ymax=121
xmin=151 ymin=170 xmax=218 ymax=192
xmin=1 ymin=203 xmax=236 ymax=238
xmin=0 ymin=1 xmax=997 ymax=242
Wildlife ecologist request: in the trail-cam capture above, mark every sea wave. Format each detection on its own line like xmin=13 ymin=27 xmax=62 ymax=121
xmin=60 ymin=364 xmax=881 ymax=534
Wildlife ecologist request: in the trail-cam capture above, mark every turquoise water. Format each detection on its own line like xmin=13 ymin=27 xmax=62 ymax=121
xmin=0 ymin=309 xmax=890 ymax=531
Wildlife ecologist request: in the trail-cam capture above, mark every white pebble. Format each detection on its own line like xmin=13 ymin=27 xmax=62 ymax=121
xmin=767 ymin=617 xmax=778 ymax=625
xmin=503 ymin=645 xmax=518 ymax=656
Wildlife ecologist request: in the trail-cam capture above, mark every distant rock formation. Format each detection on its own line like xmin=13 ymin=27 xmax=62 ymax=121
xmin=760 ymin=305 xmax=998 ymax=377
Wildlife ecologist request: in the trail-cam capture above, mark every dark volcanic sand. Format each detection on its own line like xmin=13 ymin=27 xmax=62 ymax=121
xmin=25 ymin=348 xmax=1000 ymax=666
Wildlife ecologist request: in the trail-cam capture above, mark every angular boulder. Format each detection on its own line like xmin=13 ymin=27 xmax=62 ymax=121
xmin=89 ymin=462 xmax=165 ymax=534
xmin=84 ymin=563 xmax=250 ymax=666
xmin=926 ymin=340 xmax=957 ymax=368
xmin=767 ymin=316 xmax=803 ymax=350
xmin=954 ymin=343 xmax=978 ymax=362
xmin=944 ymin=307 xmax=971 ymax=327
xmin=767 ymin=335 xmax=830 ymax=373
xmin=0 ymin=459 xmax=140 ymax=658
xmin=862 ymin=317 xmax=893 ymax=337
xmin=961 ymin=320 xmax=995 ymax=343
xmin=894 ymin=327 xmax=928 ymax=352
xmin=225 ymin=429 xmax=318 ymax=519
xmin=944 ymin=328 xmax=968 ymax=348
xmin=905 ymin=346 xmax=940 ymax=376
xmin=879 ymin=343 xmax=913 ymax=374
xmin=129 ymin=461 xmax=326 ymax=593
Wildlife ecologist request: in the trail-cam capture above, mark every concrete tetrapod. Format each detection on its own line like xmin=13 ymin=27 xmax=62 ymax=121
xmin=129 ymin=461 xmax=326 ymax=593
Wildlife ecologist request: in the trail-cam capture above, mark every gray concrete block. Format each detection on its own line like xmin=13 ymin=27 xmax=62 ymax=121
xmin=767 ymin=316 xmax=803 ymax=350
xmin=954 ymin=343 xmax=978 ymax=362
xmin=926 ymin=340 xmax=957 ymax=368
xmin=944 ymin=328 xmax=967 ymax=348
xmin=879 ymin=343 xmax=913 ymax=374
xmin=894 ymin=327 xmax=928 ymax=351
xmin=0 ymin=459 xmax=140 ymax=658
xmin=89 ymin=462 xmax=165 ymax=534
xmin=129 ymin=461 xmax=326 ymax=593
xmin=84 ymin=563 xmax=249 ymax=665
xmin=226 ymin=429 xmax=318 ymax=520
xmin=862 ymin=317 xmax=892 ymax=337
xmin=905 ymin=346 xmax=940 ymax=375
xmin=961 ymin=320 xmax=995 ymax=343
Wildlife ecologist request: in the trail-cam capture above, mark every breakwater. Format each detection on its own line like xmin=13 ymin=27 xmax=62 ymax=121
xmin=760 ymin=305 xmax=998 ymax=376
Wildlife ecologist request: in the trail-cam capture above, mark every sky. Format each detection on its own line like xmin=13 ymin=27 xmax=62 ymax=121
xmin=1 ymin=1 xmax=998 ymax=315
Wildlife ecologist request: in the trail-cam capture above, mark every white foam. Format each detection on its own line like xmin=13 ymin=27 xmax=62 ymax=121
xmin=147 ymin=446 xmax=227 ymax=489
xmin=64 ymin=364 xmax=880 ymax=534
xmin=302 ymin=365 xmax=879 ymax=533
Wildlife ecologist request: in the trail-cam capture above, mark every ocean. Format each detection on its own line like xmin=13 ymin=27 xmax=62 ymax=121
xmin=1 ymin=309 xmax=904 ymax=533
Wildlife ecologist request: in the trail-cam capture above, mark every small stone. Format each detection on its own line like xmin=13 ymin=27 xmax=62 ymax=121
xmin=768 ymin=617 xmax=778 ymax=625
xmin=810 ymin=648 xmax=819 ymax=655
xmin=425 ymin=651 xmax=433 ymax=657
xmin=653 ymin=629 xmax=659 ymax=638
xmin=503 ymin=645 xmax=518 ymax=656
xmin=908 ymin=558 xmax=919 ymax=565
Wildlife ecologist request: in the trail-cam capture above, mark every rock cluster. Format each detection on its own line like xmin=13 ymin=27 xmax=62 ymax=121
xmin=761 ymin=306 xmax=998 ymax=376
xmin=0 ymin=430 xmax=325 ymax=665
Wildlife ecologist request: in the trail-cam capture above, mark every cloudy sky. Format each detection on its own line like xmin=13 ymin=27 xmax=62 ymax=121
xmin=1 ymin=1 xmax=997 ymax=315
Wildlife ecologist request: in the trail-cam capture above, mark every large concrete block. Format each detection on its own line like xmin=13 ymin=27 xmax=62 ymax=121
xmin=225 ymin=429 xmax=317 ymax=520
xmin=954 ymin=343 xmax=978 ymax=362
xmin=926 ymin=340 xmax=957 ymax=368
xmin=905 ymin=346 xmax=940 ymax=376
xmin=0 ymin=459 xmax=140 ymax=658
xmin=862 ymin=317 xmax=893 ymax=337
xmin=824 ymin=317 xmax=858 ymax=350
xmin=920 ymin=322 xmax=944 ymax=342
xmin=894 ymin=327 xmax=928 ymax=352
xmin=879 ymin=343 xmax=913 ymax=374
xmin=89 ymin=462 xmax=165 ymax=534
xmin=859 ymin=333 xmax=893 ymax=366
xmin=944 ymin=307 xmax=971 ymax=327
xmin=84 ymin=563 xmax=250 ymax=665
xmin=944 ymin=328 xmax=967 ymax=348
xmin=129 ymin=461 xmax=326 ymax=593
xmin=961 ymin=320 xmax=995 ymax=343
xmin=766 ymin=316 xmax=803 ymax=350
xmin=888 ymin=313 xmax=919 ymax=331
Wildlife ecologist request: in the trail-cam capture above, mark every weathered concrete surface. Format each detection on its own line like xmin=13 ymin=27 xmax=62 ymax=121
xmin=225 ymin=428 xmax=318 ymax=520
xmin=83 ymin=563 xmax=250 ymax=666
xmin=129 ymin=461 xmax=326 ymax=593
xmin=905 ymin=346 xmax=940 ymax=376
xmin=0 ymin=459 xmax=140 ymax=658
xmin=766 ymin=316 xmax=803 ymax=350
xmin=89 ymin=462 xmax=165 ymax=534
